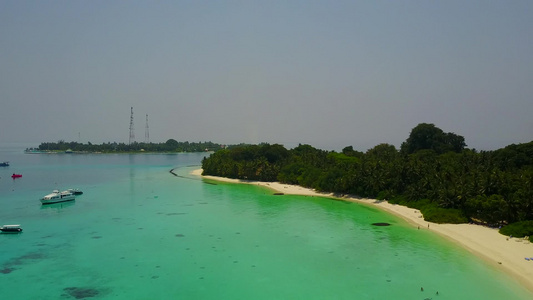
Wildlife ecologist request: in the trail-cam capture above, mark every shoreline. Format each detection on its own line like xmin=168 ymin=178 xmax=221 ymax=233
xmin=191 ymin=169 xmax=533 ymax=294
xmin=24 ymin=150 xmax=213 ymax=154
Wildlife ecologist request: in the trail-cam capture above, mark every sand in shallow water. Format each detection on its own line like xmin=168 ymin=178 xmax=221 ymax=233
xmin=193 ymin=168 xmax=533 ymax=293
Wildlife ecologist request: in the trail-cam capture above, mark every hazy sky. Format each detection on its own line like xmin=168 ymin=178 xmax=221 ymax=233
xmin=1 ymin=1 xmax=532 ymax=151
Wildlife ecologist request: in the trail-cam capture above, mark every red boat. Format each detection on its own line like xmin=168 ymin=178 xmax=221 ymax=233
xmin=11 ymin=174 xmax=22 ymax=178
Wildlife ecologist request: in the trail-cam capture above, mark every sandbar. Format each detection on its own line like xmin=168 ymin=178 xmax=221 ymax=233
xmin=191 ymin=169 xmax=533 ymax=293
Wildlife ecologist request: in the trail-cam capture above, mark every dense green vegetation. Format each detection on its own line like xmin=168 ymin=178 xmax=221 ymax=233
xmin=30 ymin=139 xmax=224 ymax=153
xmin=202 ymin=123 xmax=533 ymax=238
xmin=499 ymin=221 xmax=533 ymax=241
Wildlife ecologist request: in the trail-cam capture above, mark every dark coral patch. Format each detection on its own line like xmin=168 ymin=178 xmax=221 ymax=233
xmin=63 ymin=287 xmax=99 ymax=299
xmin=372 ymin=222 xmax=391 ymax=226
xmin=1 ymin=252 xmax=47 ymax=275
xmin=0 ymin=267 xmax=15 ymax=274
xmin=19 ymin=253 xmax=45 ymax=260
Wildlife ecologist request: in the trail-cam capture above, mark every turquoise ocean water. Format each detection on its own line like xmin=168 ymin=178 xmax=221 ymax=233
xmin=1 ymin=144 xmax=531 ymax=300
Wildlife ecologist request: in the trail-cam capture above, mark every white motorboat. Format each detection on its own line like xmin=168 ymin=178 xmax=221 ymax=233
xmin=1 ymin=224 xmax=22 ymax=233
xmin=40 ymin=190 xmax=76 ymax=205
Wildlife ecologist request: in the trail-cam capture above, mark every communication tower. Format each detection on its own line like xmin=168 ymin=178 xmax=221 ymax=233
xmin=129 ymin=107 xmax=135 ymax=144
xmin=145 ymin=114 xmax=150 ymax=144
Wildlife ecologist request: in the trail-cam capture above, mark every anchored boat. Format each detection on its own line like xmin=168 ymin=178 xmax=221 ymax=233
xmin=0 ymin=224 xmax=22 ymax=233
xmin=67 ymin=188 xmax=83 ymax=195
xmin=40 ymin=190 xmax=76 ymax=205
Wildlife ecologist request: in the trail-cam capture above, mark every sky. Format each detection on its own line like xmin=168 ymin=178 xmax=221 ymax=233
xmin=1 ymin=1 xmax=532 ymax=152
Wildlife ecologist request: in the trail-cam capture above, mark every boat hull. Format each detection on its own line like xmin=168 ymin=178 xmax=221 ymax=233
xmin=0 ymin=228 xmax=23 ymax=233
xmin=40 ymin=196 xmax=75 ymax=205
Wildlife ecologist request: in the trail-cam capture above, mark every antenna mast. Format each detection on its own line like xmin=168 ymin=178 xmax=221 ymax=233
xmin=145 ymin=114 xmax=149 ymax=144
xmin=129 ymin=107 xmax=135 ymax=145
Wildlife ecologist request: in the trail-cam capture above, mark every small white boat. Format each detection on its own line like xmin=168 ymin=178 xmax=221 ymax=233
xmin=67 ymin=188 xmax=83 ymax=195
xmin=40 ymin=190 xmax=76 ymax=205
xmin=1 ymin=224 xmax=22 ymax=233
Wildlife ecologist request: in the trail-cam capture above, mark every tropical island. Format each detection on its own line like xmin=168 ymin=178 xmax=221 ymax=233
xmin=25 ymin=139 xmax=227 ymax=153
xmin=29 ymin=124 xmax=533 ymax=239
xmin=201 ymin=123 xmax=533 ymax=240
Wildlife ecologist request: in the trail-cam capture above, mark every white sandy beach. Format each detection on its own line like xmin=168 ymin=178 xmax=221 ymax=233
xmin=192 ymin=169 xmax=533 ymax=293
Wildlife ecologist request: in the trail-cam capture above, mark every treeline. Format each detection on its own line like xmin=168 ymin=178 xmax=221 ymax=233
xmin=202 ymin=123 xmax=533 ymax=236
xmin=33 ymin=139 xmax=224 ymax=153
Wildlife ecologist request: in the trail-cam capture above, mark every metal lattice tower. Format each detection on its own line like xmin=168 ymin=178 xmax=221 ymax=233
xmin=129 ymin=107 xmax=135 ymax=145
xmin=145 ymin=114 xmax=149 ymax=144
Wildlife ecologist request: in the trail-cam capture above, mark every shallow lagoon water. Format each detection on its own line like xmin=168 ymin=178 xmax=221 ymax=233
xmin=1 ymin=145 xmax=531 ymax=299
